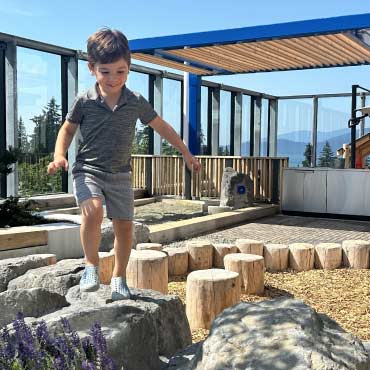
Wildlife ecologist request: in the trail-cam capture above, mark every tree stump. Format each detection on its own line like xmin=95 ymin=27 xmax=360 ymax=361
xmin=263 ymin=243 xmax=289 ymax=272
xmin=224 ymin=253 xmax=264 ymax=294
xmin=126 ymin=250 xmax=168 ymax=294
xmin=314 ymin=243 xmax=342 ymax=270
xmin=342 ymin=240 xmax=370 ymax=269
xmin=136 ymin=242 xmax=163 ymax=251
xmin=98 ymin=250 xmax=115 ymax=284
xmin=186 ymin=269 xmax=240 ymax=330
xmin=162 ymin=247 xmax=189 ymax=276
xmin=186 ymin=240 xmax=213 ymax=271
xmin=213 ymin=243 xmax=238 ymax=268
xmin=235 ymin=239 xmax=264 ymax=256
xmin=289 ymin=243 xmax=315 ymax=271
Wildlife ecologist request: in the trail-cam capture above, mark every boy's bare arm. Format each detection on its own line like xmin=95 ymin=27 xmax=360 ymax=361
xmin=47 ymin=120 xmax=78 ymax=175
xmin=149 ymin=116 xmax=201 ymax=172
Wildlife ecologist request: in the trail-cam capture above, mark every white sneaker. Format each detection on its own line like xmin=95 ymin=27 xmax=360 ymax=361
xmin=80 ymin=265 xmax=100 ymax=292
xmin=111 ymin=276 xmax=131 ymax=301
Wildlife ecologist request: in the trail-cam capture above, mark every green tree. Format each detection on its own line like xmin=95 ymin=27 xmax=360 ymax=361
xmin=17 ymin=116 xmax=29 ymax=153
xmin=162 ymin=140 xmax=180 ymax=155
xmin=302 ymin=143 xmax=312 ymax=167
xmin=30 ymin=97 xmax=61 ymax=154
xmin=132 ymin=124 xmax=150 ymax=154
xmin=318 ymin=141 xmax=335 ymax=167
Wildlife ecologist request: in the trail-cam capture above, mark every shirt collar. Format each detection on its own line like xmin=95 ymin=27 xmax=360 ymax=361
xmin=87 ymin=83 xmax=129 ymax=107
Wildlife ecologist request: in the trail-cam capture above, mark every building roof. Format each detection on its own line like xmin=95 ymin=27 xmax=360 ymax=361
xmin=129 ymin=13 xmax=370 ymax=76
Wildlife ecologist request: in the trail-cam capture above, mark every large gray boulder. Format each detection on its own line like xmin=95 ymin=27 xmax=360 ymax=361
xmin=0 ymin=254 xmax=56 ymax=292
xmin=219 ymin=167 xmax=253 ymax=209
xmin=0 ymin=288 xmax=68 ymax=328
xmin=101 ymin=221 xmax=150 ymax=251
xmin=34 ymin=285 xmax=192 ymax=370
xmin=169 ymin=297 xmax=370 ymax=370
xmin=7 ymin=259 xmax=84 ymax=295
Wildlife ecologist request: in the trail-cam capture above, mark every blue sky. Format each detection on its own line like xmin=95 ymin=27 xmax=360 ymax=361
xmin=2 ymin=0 xmax=370 ymax=95
xmin=2 ymin=0 xmax=370 ymax=144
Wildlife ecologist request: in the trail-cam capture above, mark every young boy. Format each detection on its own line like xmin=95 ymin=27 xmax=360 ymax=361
xmin=47 ymin=28 xmax=201 ymax=301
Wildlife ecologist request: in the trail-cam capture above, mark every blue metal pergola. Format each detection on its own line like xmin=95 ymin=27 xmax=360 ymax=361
xmin=129 ymin=13 xmax=370 ymax=155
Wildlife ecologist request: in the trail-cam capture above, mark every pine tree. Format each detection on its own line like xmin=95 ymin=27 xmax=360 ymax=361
xmin=30 ymin=98 xmax=61 ymax=154
xmin=302 ymin=143 xmax=312 ymax=167
xmin=318 ymin=141 xmax=335 ymax=167
xmin=17 ymin=116 xmax=29 ymax=153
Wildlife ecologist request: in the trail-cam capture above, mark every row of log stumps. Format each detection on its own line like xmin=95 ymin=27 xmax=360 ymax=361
xmin=102 ymin=238 xmax=370 ymax=330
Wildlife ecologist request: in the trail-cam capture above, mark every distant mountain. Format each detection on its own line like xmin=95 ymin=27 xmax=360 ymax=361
xmin=278 ymin=128 xmax=352 ymax=143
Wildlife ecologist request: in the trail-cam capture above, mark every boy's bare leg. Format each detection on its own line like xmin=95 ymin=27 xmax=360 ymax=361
xmin=112 ymin=219 xmax=133 ymax=277
xmin=80 ymin=197 xmax=103 ymax=266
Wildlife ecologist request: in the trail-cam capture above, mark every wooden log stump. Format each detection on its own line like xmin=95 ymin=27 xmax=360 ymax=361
xmin=263 ymin=243 xmax=289 ymax=272
xmin=186 ymin=240 xmax=213 ymax=271
xmin=98 ymin=250 xmax=115 ymax=284
xmin=213 ymin=243 xmax=238 ymax=268
xmin=162 ymin=247 xmax=189 ymax=276
xmin=289 ymin=243 xmax=314 ymax=271
xmin=127 ymin=250 xmax=168 ymax=294
xmin=235 ymin=239 xmax=264 ymax=256
xmin=342 ymin=240 xmax=370 ymax=269
xmin=136 ymin=242 xmax=163 ymax=251
xmin=314 ymin=243 xmax=342 ymax=270
xmin=186 ymin=268 xmax=240 ymax=330
xmin=224 ymin=253 xmax=264 ymax=294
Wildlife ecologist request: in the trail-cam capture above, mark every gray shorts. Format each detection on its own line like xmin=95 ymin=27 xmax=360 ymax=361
xmin=72 ymin=167 xmax=134 ymax=220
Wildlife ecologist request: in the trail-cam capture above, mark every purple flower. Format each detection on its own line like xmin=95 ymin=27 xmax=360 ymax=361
xmin=82 ymin=360 xmax=97 ymax=370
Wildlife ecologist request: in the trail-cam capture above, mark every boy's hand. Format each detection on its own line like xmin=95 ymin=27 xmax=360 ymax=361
xmin=184 ymin=153 xmax=202 ymax=172
xmin=47 ymin=155 xmax=69 ymax=175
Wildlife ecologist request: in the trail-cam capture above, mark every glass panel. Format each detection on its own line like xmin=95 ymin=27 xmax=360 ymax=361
xmin=219 ymin=90 xmax=231 ymax=155
xmin=162 ymin=78 xmax=181 ymax=155
xmin=241 ymin=95 xmax=251 ymax=156
xmin=126 ymin=71 xmax=149 ymax=154
xmin=317 ymin=97 xmax=351 ymax=168
xmin=200 ymin=86 xmax=208 ymax=154
xmin=277 ymin=99 xmax=313 ymax=167
xmin=78 ymin=60 xmax=95 ymax=93
xmin=261 ymin=99 xmax=269 ymax=156
xmin=17 ymin=47 xmax=62 ymax=196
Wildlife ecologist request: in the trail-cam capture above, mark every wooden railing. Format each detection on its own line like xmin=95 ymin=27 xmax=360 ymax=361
xmin=131 ymin=155 xmax=289 ymax=202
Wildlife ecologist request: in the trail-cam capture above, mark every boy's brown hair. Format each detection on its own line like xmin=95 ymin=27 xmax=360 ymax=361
xmin=87 ymin=28 xmax=131 ymax=66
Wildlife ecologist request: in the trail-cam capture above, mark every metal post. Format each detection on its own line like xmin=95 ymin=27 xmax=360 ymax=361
xmin=253 ymin=96 xmax=262 ymax=157
xmin=63 ymin=55 xmax=78 ymax=193
xmin=311 ymin=96 xmax=318 ymax=167
xmin=5 ymin=41 xmax=17 ymax=197
xmin=231 ymin=92 xmax=242 ymax=156
xmin=0 ymin=42 xmax=6 ymax=198
xmin=271 ymin=159 xmax=280 ymax=203
xmin=211 ymin=87 xmax=220 ymax=156
xmin=188 ymin=73 xmax=201 ymax=155
xmin=360 ymin=92 xmax=366 ymax=137
xmin=268 ymin=99 xmax=278 ymax=157
xmin=351 ymin=85 xmax=358 ymax=168
xmin=206 ymin=87 xmax=212 ymax=155
xmin=153 ymin=74 xmax=163 ymax=155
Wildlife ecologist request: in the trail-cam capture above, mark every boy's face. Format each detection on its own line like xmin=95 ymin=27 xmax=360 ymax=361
xmin=88 ymin=58 xmax=129 ymax=95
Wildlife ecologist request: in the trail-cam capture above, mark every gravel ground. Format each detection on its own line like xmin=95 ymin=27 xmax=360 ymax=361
xmin=168 ymin=268 xmax=370 ymax=343
xmin=134 ymin=200 xmax=204 ymax=225
xmin=138 ymin=202 xmax=370 ymax=344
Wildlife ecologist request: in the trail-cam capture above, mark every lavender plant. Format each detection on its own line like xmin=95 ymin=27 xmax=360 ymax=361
xmin=0 ymin=313 xmax=118 ymax=370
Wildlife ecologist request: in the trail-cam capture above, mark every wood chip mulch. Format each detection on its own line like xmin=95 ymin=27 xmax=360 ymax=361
xmin=168 ymin=269 xmax=370 ymax=343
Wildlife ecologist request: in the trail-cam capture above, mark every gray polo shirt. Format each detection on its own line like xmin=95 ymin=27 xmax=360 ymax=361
xmin=66 ymin=84 xmax=157 ymax=173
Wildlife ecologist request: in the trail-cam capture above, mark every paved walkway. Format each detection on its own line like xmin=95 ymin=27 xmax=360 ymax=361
xmin=165 ymin=214 xmax=370 ymax=247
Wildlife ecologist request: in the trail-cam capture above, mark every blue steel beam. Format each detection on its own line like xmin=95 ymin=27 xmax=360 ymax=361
xmin=188 ymin=74 xmax=201 ymax=155
xmin=130 ymin=13 xmax=370 ymax=52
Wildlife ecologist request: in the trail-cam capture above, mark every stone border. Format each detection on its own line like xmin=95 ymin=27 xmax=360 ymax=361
xmin=0 ymin=204 xmax=279 ymax=260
